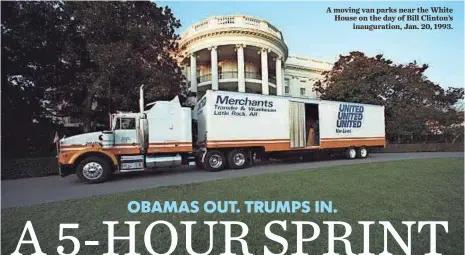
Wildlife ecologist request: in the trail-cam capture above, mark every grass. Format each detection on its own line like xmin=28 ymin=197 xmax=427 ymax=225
xmin=2 ymin=158 xmax=464 ymax=255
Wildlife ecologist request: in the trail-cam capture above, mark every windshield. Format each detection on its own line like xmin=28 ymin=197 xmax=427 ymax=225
xmin=112 ymin=116 xmax=136 ymax=130
xmin=120 ymin=118 xmax=136 ymax=129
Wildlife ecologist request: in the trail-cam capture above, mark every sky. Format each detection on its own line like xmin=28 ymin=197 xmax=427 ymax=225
xmin=157 ymin=1 xmax=464 ymax=89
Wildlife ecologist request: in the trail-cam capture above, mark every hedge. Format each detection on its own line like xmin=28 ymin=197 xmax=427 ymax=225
xmin=2 ymin=143 xmax=463 ymax=180
xmin=381 ymin=143 xmax=464 ymax=153
xmin=2 ymin=157 xmax=58 ymax=180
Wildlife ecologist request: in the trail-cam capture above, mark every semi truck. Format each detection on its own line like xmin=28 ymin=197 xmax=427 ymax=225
xmin=58 ymin=86 xmax=385 ymax=183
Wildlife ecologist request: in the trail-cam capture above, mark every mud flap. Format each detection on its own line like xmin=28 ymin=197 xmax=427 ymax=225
xmin=58 ymin=164 xmax=74 ymax=177
xmin=248 ymin=150 xmax=254 ymax=166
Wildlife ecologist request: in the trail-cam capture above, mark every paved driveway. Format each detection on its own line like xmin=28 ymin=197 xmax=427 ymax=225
xmin=2 ymin=152 xmax=463 ymax=209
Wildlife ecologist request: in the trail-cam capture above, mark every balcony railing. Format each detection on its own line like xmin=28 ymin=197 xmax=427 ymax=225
xmin=198 ymin=72 xmax=239 ymax=83
xmin=219 ymin=71 xmax=238 ymax=79
xmin=269 ymin=77 xmax=276 ymax=85
xmin=181 ymin=15 xmax=283 ymax=40
xmin=197 ymin=74 xmax=211 ymax=83
xmin=196 ymin=72 xmax=278 ymax=84
xmin=245 ymin=72 xmax=261 ymax=80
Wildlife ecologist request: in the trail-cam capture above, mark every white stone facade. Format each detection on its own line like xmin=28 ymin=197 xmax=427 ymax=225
xmin=177 ymin=15 xmax=332 ymax=99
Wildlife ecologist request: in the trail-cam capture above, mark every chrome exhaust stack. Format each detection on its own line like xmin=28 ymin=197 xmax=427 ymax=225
xmin=139 ymin=84 xmax=145 ymax=113
xmin=138 ymin=85 xmax=148 ymax=155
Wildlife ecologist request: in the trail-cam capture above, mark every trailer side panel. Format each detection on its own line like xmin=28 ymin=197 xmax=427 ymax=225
xmin=199 ymin=90 xmax=385 ymax=152
xmin=318 ymin=101 xmax=385 ymax=149
xmin=204 ymin=91 xmax=290 ymax=151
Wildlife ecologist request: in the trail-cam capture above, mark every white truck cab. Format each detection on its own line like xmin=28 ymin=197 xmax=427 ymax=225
xmin=58 ymin=86 xmax=196 ymax=183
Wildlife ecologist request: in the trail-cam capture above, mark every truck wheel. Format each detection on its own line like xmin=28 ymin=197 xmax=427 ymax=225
xmin=346 ymin=147 xmax=357 ymax=160
xmin=76 ymin=156 xmax=111 ymax=184
xmin=203 ymin=150 xmax=226 ymax=172
xmin=357 ymin=147 xmax=369 ymax=159
xmin=227 ymin=149 xmax=249 ymax=169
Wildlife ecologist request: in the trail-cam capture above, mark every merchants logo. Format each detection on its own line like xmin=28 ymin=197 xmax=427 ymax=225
xmin=214 ymin=95 xmax=277 ymax=117
xmin=336 ymin=104 xmax=364 ymax=134
xmin=216 ymin=95 xmax=274 ymax=108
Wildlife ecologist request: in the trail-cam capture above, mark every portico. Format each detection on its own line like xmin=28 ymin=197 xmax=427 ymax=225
xmin=185 ymin=44 xmax=284 ymax=98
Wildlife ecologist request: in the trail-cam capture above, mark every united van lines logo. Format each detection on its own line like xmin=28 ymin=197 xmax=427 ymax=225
xmin=336 ymin=104 xmax=364 ymax=134
xmin=214 ymin=95 xmax=276 ymax=117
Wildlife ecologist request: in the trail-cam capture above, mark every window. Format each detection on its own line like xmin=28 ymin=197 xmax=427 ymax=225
xmin=284 ymin=78 xmax=290 ymax=94
xmin=115 ymin=118 xmax=136 ymax=130
xmin=300 ymin=79 xmax=307 ymax=97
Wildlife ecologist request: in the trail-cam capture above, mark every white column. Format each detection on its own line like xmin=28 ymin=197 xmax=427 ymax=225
xmin=210 ymin=46 xmax=218 ymax=90
xmin=281 ymin=67 xmax=285 ymax=95
xmin=276 ymin=57 xmax=283 ymax=96
xmin=190 ymin=53 xmax=197 ymax=93
xmin=236 ymin=44 xmax=245 ymax=92
xmin=261 ymin=48 xmax=269 ymax=95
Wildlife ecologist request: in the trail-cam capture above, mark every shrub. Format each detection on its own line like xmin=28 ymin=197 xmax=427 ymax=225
xmin=2 ymin=157 xmax=58 ymax=180
xmin=379 ymin=143 xmax=464 ymax=153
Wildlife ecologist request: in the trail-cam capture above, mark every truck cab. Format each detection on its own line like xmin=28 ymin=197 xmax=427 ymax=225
xmin=110 ymin=112 xmax=139 ymax=147
xmin=58 ymin=86 xmax=195 ymax=184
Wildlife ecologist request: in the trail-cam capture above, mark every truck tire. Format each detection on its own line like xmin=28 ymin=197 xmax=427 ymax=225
xmin=227 ymin=149 xmax=249 ymax=169
xmin=76 ymin=156 xmax=111 ymax=184
xmin=357 ymin=147 xmax=369 ymax=159
xmin=346 ymin=147 xmax=357 ymax=160
xmin=203 ymin=150 xmax=226 ymax=172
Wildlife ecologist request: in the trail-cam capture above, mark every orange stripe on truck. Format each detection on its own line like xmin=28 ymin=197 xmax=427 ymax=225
xmin=60 ymin=142 xmax=193 ymax=165
xmin=206 ymin=137 xmax=385 ymax=152
xmin=320 ymin=136 xmax=385 ymax=141
xmin=149 ymin=142 xmax=192 ymax=145
xmin=59 ymin=146 xmax=119 ymax=166
xmin=320 ymin=138 xmax=385 ymax=149
xmin=62 ymin=146 xmax=193 ymax=155
xmin=207 ymin=140 xmax=290 ymax=152
xmin=147 ymin=142 xmax=192 ymax=153
xmin=207 ymin=139 xmax=289 ymax=143
xmin=147 ymin=144 xmax=192 ymax=153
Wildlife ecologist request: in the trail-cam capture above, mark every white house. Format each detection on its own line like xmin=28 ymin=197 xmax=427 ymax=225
xmin=177 ymin=14 xmax=333 ymax=100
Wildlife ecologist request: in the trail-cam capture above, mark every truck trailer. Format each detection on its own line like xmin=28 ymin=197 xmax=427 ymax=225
xmin=58 ymin=87 xmax=385 ymax=183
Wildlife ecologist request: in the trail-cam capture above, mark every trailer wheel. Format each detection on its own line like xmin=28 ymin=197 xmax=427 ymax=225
xmin=203 ymin=150 xmax=226 ymax=172
xmin=346 ymin=147 xmax=357 ymax=160
xmin=76 ymin=156 xmax=111 ymax=184
xmin=357 ymin=147 xmax=369 ymax=159
xmin=227 ymin=149 xmax=249 ymax=169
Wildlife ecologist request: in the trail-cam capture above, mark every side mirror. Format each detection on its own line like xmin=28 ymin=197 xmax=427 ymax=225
xmin=139 ymin=113 xmax=147 ymax=119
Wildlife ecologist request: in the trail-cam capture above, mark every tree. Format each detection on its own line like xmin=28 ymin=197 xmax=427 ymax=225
xmin=314 ymin=51 xmax=464 ymax=143
xmin=50 ymin=1 xmax=187 ymax=132
xmin=1 ymin=1 xmax=73 ymax=157
xmin=1 ymin=1 xmax=187 ymax=157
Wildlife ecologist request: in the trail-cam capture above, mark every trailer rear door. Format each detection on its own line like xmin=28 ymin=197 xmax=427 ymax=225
xmin=289 ymin=101 xmax=306 ymax=148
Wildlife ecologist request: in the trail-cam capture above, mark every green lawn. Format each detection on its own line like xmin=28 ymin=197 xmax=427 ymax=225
xmin=2 ymin=158 xmax=464 ymax=255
